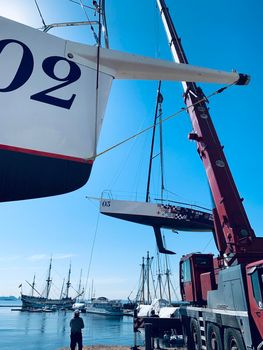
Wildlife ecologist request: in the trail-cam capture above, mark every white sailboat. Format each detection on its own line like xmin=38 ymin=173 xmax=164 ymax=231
xmin=0 ymin=1 xmax=249 ymax=203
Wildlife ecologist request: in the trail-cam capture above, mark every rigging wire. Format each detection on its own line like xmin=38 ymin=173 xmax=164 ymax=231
xmin=77 ymin=0 xmax=99 ymax=44
xmin=106 ymin=96 xmax=154 ymax=197
xmin=93 ymin=82 xmax=235 ymax=160
xmin=34 ymin=0 xmax=47 ymax=27
xmin=72 ymin=0 xmax=103 ymax=155
xmin=94 ymin=0 xmax=102 ymax=155
xmin=163 ymin=188 xmax=207 ymax=206
xmin=83 ymin=208 xmax=101 ymax=299
xmin=69 ymin=0 xmax=109 ymax=48
xmin=132 ymin=133 xmax=152 ymax=201
xmin=69 ymin=0 xmax=94 ymax=11
xmin=202 ymin=237 xmax=214 ymax=252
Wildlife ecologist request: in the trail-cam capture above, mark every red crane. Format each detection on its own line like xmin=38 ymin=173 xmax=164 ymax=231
xmin=157 ymin=0 xmax=263 ymax=266
xmin=139 ymin=1 xmax=263 ymax=348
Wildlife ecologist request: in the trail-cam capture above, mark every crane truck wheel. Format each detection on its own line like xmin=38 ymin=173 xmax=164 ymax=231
xmin=223 ymin=328 xmax=245 ymax=350
xmin=206 ymin=323 xmax=223 ymax=350
xmin=189 ymin=318 xmax=202 ymax=350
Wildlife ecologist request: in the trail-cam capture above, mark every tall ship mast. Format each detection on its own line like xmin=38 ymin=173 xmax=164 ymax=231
xmin=65 ymin=263 xmax=72 ymax=299
xmin=45 ymin=257 xmax=52 ymax=300
xmin=21 ymin=259 xmax=76 ymax=310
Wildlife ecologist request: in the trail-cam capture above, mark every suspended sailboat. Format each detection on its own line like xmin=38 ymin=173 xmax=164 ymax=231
xmin=100 ymin=199 xmax=213 ymax=251
xmin=100 ymin=81 xmax=214 ymax=254
xmin=0 ymin=1 xmax=249 ymax=203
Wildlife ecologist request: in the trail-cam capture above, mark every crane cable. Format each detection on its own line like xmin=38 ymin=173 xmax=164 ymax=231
xmin=94 ymin=0 xmax=102 ymax=154
xmin=93 ymin=82 xmax=236 ymax=160
xmin=83 ymin=208 xmax=101 ymax=299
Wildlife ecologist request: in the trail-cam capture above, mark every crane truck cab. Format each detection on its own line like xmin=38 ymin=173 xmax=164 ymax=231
xmin=179 ymin=253 xmax=263 ymax=349
xmin=246 ymin=261 xmax=263 ymax=346
xmin=180 ymin=253 xmax=216 ymax=305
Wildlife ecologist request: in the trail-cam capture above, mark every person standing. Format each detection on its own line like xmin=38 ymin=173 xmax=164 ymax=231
xmin=70 ymin=310 xmax=84 ymax=350
xmin=150 ymin=310 xmax=160 ymax=349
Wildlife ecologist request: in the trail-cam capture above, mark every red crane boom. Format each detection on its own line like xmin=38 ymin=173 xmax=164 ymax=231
xmin=157 ymin=0 xmax=263 ymax=265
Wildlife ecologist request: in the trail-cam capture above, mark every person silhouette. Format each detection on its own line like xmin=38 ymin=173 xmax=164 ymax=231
xmin=70 ymin=310 xmax=84 ymax=350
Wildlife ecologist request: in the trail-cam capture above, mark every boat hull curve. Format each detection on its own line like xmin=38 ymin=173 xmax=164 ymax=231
xmin=0 ymin=147 xmax=92 ymax=201
xmin=21 ymin=294 xmax=75 ymax=310
xmin=100 ymin=199 xmax=214 ymax=232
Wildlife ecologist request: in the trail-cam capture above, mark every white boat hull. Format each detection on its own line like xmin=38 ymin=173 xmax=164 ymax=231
xmin=0 ymin=16 xmax=249 ymax=202
xmin=100 ymin=199 xmax=214 ymax=232
xmin=85 ymin=297 xmax=124 ymax=316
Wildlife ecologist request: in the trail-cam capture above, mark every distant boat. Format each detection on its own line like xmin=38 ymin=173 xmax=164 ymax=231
xmin=72 ymin=302 xmax=86 ymax=313
xmin=85 ymin=297 xmax=124 ymax=316
xmin=20 ymin=258 xmax=77 ymax=311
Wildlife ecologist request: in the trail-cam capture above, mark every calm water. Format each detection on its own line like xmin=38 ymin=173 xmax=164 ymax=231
xmin=0 ymin=301 xmax=143 ymax=350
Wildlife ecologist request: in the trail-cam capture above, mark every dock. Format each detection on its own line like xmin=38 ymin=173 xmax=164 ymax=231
xmin=59 ymin=345 xmax=186 ymax=350
xmin=60 ymin=347 xmax=131 ymax=350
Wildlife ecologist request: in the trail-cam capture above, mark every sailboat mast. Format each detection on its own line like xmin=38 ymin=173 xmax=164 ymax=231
xmin=135 ymin=256 xmax=145 ymax=304
xmin=78 ymin=269 xmax=83 ymax=295
xmin=46 ymin=257 xmax=52 ymax=299
xmin=165 ymin=267 xmax=172 ymax=304
xmin=60 ymin=278 xmax=65 ymax=299
xmin=145 ymin=81 xmax=162 ymax=203
xmin=156 ymin=252 xmax=163 ymax=299
xmin=163 ymin=241 xmax=172 ymax=303
xmin=90 ymin=279 xmax=94 ymax=300
xmin=146 ymin=251 xmax=154 ymax=304
xmin=141 ymin=257 xmax=145 ymax=304
xmin=65 ymin=263 xmax=71 ymax=299
xmin=31 ymin=274 xmax=36 ymax=297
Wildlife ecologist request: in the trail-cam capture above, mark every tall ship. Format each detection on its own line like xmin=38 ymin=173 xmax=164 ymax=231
xmin=20 ymin=258 xmax=77 ymax=310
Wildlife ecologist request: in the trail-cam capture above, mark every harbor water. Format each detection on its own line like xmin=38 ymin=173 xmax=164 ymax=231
xmin=0 ymin=301 xmax=143 ymax=350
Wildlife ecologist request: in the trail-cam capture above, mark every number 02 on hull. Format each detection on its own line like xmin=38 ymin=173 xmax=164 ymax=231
xmin=0 ymin=16 xmax=249 ymax=202
xmin=0 ymin=17 xmax=108 ymax=201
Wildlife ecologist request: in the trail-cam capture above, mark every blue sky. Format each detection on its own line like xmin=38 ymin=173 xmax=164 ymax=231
xmin=0 ymin=0 xmax=262 ymax=300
